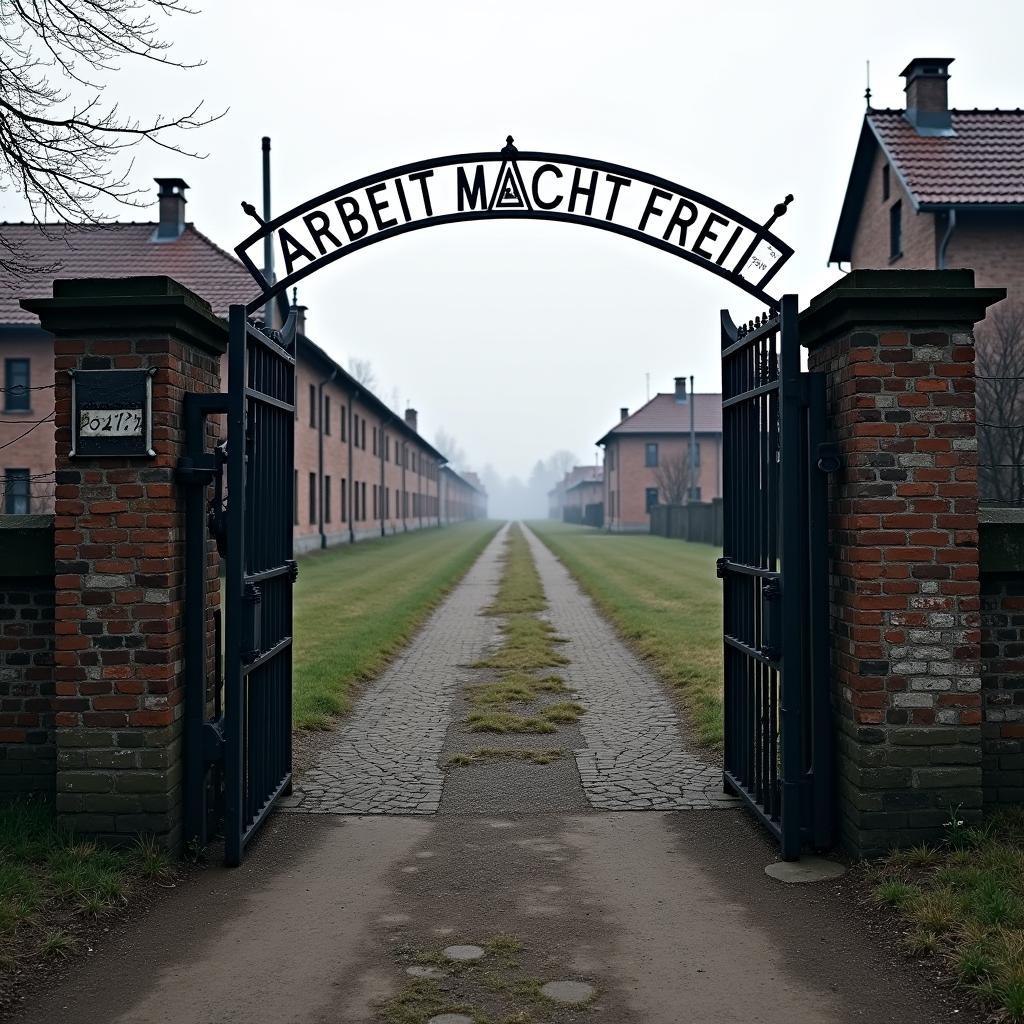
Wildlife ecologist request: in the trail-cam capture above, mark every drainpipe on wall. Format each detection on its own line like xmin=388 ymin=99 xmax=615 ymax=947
xmin=348 ymin=390 xmax=358 ymax=544
xmin=379 ymin=418 xmax=388 ymax=537
xmin=401 ymin=442 xmax=407 ymax=531
xmin=937 ymin=207 xmax=957 ymax=270
xmin=317 ymin=367 xmax=338 ymax=550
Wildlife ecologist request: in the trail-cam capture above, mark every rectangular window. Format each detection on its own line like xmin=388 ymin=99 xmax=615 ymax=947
xmin=645 ymin=442 xmax=658 ymax=467
xmin=4 ymin=468 xmax=30 ymax=514
xmin=324 ymin=476 xmax=331 ymax=523
xmin=645 ymin=487 xmax=659 ymax=512
xmin=324 ymin=396 xmax=331 ymax=436
xmin=293 ymin=469 xmax=298 ymax=525
xmin=361 ymin=481 xmax=367 ymax=520
xmin=385 ymin=435 xmax=390 ymax=461
xmin=373 ymin=483 xmax=378 ymax=520
xmin=4 ymin=359 xmax=30 ymax=412
xmin=309 ymin=472 xmax=317 ymax=524
xmin=362 ymin=419 xmax=367 ymax=450
xmin=693 ymin=442 xmax=701 ymax=467
xmin=396 ymin=488 xmax=400 ymax=517
xmin=372 ymin=426 xmax=378 ymax=456
xmin=889 ymin=200 xmax=902 ymax=260
xmin=341 ymin=405 xmax=347 ymax=442
xmin=342 ymin=478 xmax=347 ymax=522
xmin=881 ymin=163 xmax=890 ymax=201
xmin=309 ymin=384 xmax=316 ymax=427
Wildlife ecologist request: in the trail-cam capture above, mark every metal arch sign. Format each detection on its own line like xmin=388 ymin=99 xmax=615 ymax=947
xmin=234 ymin=137 xmax=795 ymax=312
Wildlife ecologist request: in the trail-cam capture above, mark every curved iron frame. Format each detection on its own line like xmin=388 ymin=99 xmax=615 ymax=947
xmin=234 ymin=149 xmax=794 ymax=311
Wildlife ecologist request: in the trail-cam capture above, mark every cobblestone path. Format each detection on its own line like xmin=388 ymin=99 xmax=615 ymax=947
xmin=285 ymin=522 xmax=732 ymax=815
xmin=281 ymin=526 xmax=507 ymax=814
xmin=522 ymin=526 xmax=734 ymax=811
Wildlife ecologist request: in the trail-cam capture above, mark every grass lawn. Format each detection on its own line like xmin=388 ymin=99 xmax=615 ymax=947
xmin=527 ymin=520 xmax=724 ymax=749
xmin=0 ymin=800 xmax=173 ymax=972
xmin=871 ymin=809 xmax=1024 ymax=1021
xmin=293 ymin=521 xmax=501 ymax=729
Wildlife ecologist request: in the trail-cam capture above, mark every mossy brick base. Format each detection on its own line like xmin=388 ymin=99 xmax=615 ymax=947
xmin=803 ymin=270 xmax=1004 ymax=857
xmin=22 ymin=277 xmax=227 ymax=851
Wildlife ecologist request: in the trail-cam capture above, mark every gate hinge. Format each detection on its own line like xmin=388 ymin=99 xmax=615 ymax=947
xmin=202 ymin=719 xmax=225 ymax=765
xmin=816 ymin=442 xmax=842 ymax=474
xmin=715 ymin=557 xmax=729 ymax=579
xmin=176 ymin=454 xmax=218 ymax=486
xmin=759 ymin=644 xmax=781 ymax=662
xmin=763 ymin=579 xmax=781 ymax=600
xmin=286 ymin=559 xmax=299 ymax=584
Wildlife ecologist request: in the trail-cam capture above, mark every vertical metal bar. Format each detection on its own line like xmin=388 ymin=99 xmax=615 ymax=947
xmin=224 ymin=305 xmax=248 ymax=867
xmin=808 ymin=371 xmax=835 ymax=850
xmin=778 ymin=294 xmax=804 ymax=860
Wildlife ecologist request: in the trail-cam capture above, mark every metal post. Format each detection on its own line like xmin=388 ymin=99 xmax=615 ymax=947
xmin=778 ymin=294 xmax=804 ymax=860
xmin=689 ymin=373 xmax=697 ymax=501
xmin=224 ymin=306 xmax=248 ymax=867
xmin=262 ymin=137 xmax=274 ymax=330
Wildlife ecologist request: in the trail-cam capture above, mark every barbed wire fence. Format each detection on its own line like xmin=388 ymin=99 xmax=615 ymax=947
xmin=977 ymin=310 xmax=1024 ymax=509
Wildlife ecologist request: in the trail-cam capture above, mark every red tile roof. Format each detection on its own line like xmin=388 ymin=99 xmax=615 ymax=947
xmin=0 ymin=222 xmax=254 ymax=324
xmin=870 ymin=109 xmax=1024 ymax=206
xmin=597 ymin=392 xmax=722 ymax=445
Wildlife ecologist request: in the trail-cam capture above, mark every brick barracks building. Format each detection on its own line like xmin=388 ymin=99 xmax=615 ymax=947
xmin=829 ymin=56 xmax=1024 ymax=508
xmin=598 ymin=377 xmax=723 ymax=532
xmin=830 ymin=57 xmax=1024 ymax=297
xmin=0 ymin=179 xmax=486 ymax=542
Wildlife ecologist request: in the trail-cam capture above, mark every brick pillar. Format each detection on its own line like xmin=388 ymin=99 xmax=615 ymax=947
xmin=22 ymin=277 xmax=227 ymax=851
xmin=802 ymin=270 xmax=1004 ymax=856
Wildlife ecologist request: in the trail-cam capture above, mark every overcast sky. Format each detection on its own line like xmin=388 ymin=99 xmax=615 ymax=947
xmin=3 ymin=0 xmax=1022 ymax=480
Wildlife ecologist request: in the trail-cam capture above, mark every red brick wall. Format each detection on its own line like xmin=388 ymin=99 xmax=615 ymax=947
xmin=802 ymin=270 xmax=994 ymax=855
xmin=33 ymin=278 xmax=227 ymax=848
xmin=0 ymin=567 xmax=55 ymax=795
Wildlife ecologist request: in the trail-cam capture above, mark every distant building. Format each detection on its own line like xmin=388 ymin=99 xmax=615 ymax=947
xmin=547 ymin=465 xmax=602 ymax=521
xmin=563 ymin=473 xmax=604 ymax=527
xmin=0 ymin=179 xmax=488 ymax=539
xmin=597 ymin=377 xmax=722 ymax=533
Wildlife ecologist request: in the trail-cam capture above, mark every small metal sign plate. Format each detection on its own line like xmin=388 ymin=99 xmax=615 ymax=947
xmin=69 ymin=368 xmax=155 ymax=458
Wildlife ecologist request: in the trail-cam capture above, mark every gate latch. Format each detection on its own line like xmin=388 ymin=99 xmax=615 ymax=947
xmin=286 ymin=559 xmax=299 ymax=584
xmin=715 ymin=557 xmax=729 ymax=579
xmin=202 ymin=719 xmax=225 ymax=765
xmin=816 ymin=442 xmax=842 ymax=474
xmin=241 ymin=583 xmax=262 ymax=665
xmin=760 ymin=579 xmax=781 ymax=662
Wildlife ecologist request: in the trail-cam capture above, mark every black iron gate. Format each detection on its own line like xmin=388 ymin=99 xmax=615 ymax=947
xmin=718 ymin=294 xmax=834 ymax=859
xmin=180 ymin=305 xmax=297 ymax=865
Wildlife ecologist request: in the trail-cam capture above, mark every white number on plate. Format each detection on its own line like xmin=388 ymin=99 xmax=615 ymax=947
xmin=79 ymin=408 xmax=143 ymax=437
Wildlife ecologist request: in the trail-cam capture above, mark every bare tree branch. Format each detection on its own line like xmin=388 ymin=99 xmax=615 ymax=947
xmin=977 ymin=307 xmax=1024 ymax=507
xmin=653 ymin=449 xmax=694 ymax=505
xmin=0 ymin=0 xmax=223 ymax=276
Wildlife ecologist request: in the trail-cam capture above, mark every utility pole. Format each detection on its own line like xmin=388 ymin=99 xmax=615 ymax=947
xmin=688 ymin=374 xmax=697 ymax=502
xmin=262 ymin=136 xmax=274 ymax=330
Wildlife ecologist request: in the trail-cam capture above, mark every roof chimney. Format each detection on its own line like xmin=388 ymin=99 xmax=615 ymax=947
xmin=154 ymin=178 xmax=188 ymax=240
xmin=674 ymin=377 xmax=688 ymax=403
xmin=620 ymin=407 xmax=629 ymax=422
xmin=901 ymin=58 xmax=954 ymax=136
xmin=404 ymin=407 xmax=418 ymax=433
xmin=293 ymin=302 xmax=307 ymax=338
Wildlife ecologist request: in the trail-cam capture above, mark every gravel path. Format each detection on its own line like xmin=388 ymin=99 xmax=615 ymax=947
xmin=285 ymin=521 xmax=731 ymax=817
xmin=280 ymin=526 xmax=507 ymax=814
